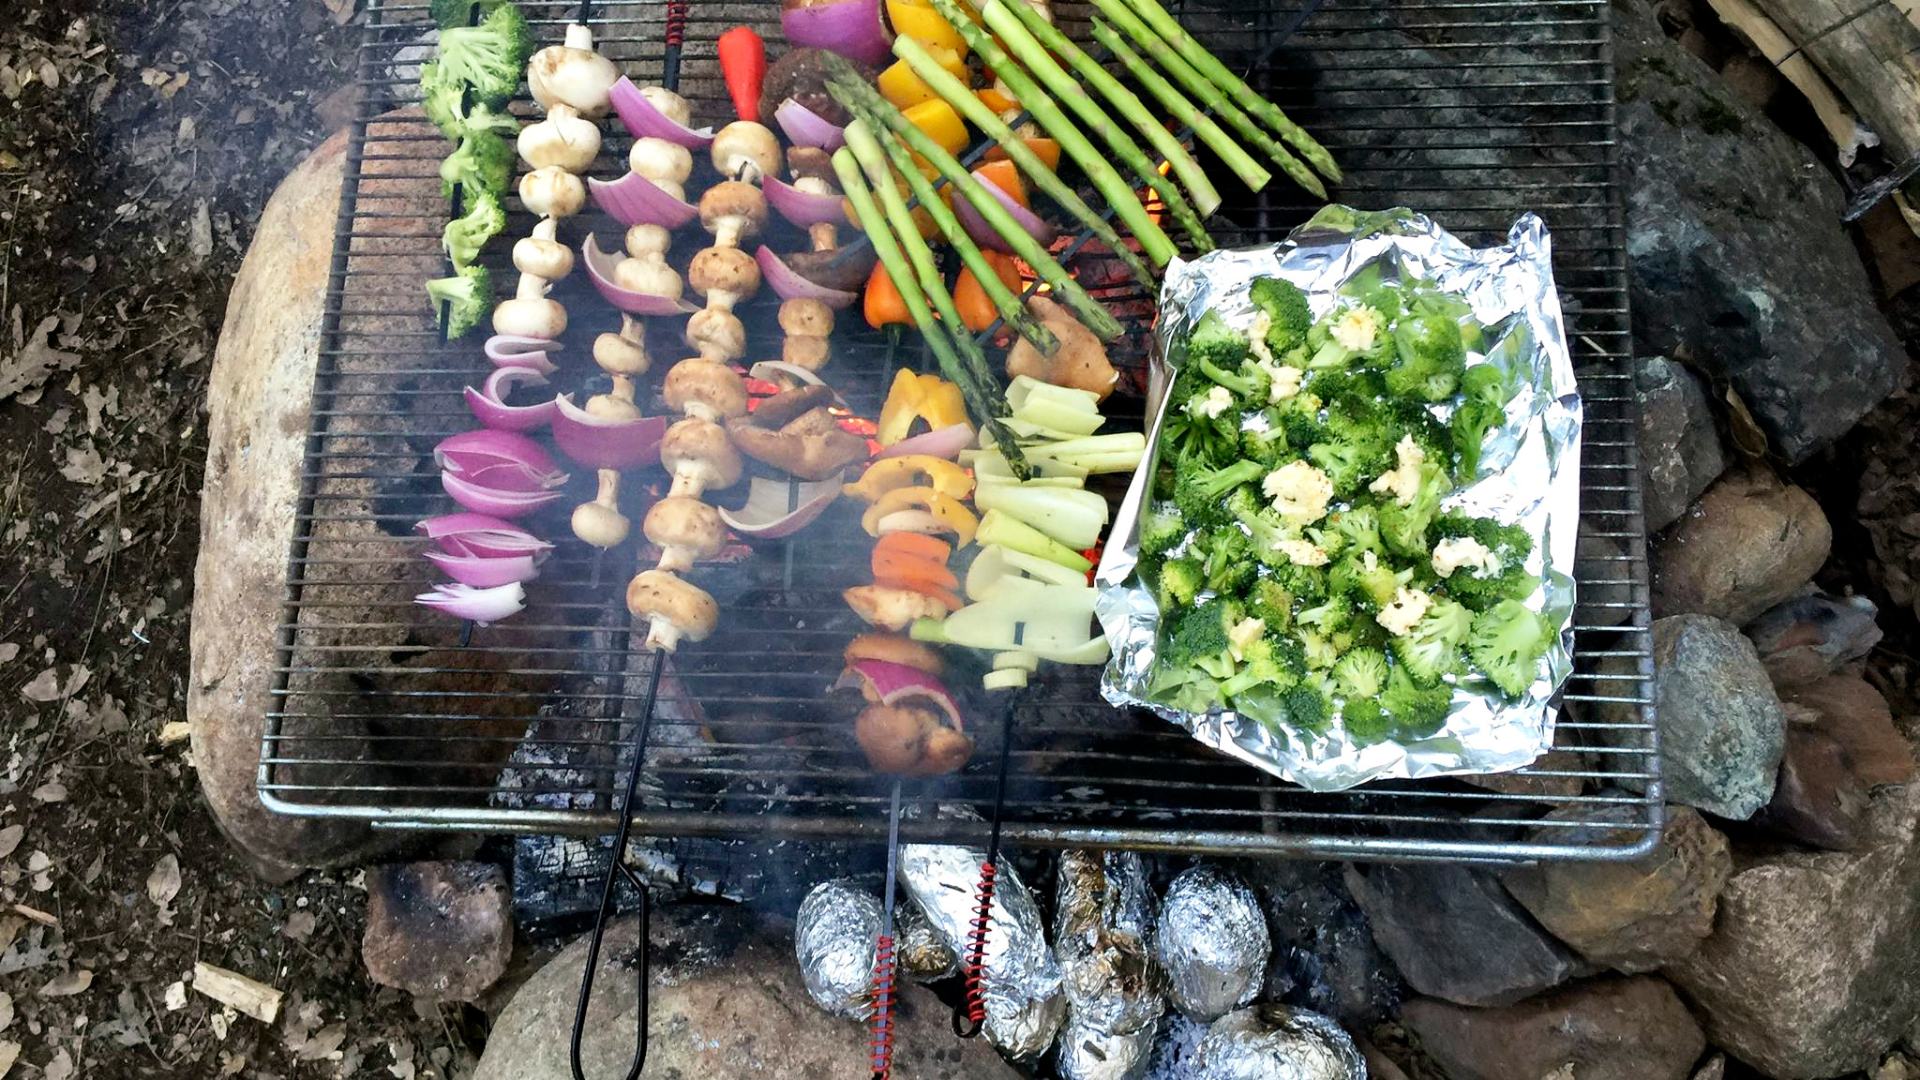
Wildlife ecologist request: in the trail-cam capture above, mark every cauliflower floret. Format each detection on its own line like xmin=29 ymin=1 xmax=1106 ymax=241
xmin=1368 ymin=434 xmax=1427 ymax=506
xmin=1375 ymin=586 xmax=1432 ymax=637
xmin=1248 ymin=311 xmax=1274 ymax=364
xmin=1432 ymin=535 xmax=1501 ymax=579
xmin=1331 ymin=305 xmax=1386 ymax=353
xmin=1227 ymin=616 xmax=1266 ymax=661
xmin=1187 ymin=385 xmax=1234 ymax=420
xmin=1266 ymin=363 xmax=1304 ymax=403
xmin=1275 ymin=537 xmax=1329 ymax=566
xmin=1262 ymin=460 xmax=1334 ymax=525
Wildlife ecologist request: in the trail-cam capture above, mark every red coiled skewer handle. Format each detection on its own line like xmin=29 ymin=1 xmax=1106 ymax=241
xmin=953 ymin=860 xmax=996 ymax=1038
xmin=663 ymin=0 xmax=688 ymax=47
xmin=869 ymin=934 xmax=898 ymax=1080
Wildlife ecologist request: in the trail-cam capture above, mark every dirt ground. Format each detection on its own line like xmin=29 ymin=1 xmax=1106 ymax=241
xmin=0 ymin=0 xmax=481 ymax=1075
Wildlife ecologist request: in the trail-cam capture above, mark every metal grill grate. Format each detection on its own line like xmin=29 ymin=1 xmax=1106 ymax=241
xmin=262 ymin=0 xmax=1661 ymax=863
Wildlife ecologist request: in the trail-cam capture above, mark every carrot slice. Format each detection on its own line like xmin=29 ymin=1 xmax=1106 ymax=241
xmin=874 ymin=575 xmax=965 ymax=612
xmin=874 ymin=531 xmax=952 ymax=565
xmin=873 ymin=548 xmax=961 ymax=592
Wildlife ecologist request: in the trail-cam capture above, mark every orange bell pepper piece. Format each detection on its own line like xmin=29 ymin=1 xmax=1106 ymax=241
xmin=954 ymin=250 xmax=1023 ymax=334
xmin=844 ymin=454 xmax=975 ymax=502
xmin=973 ymin=160 xmax=1027 ymax=208
xmin=860 ymin=486 xmax=979 ymax=546
xmin=976 ymin=83 xmax=1018 ymax=116
xmin=873 ymin=548 xmax=961 ymax=593
xmin=985 ymin=138 xmax=1062 ymax=173
xmin=865 ymin=262 xmax=911 ymax=333
xmin=874 ymin=531 xmax=953 ymax=565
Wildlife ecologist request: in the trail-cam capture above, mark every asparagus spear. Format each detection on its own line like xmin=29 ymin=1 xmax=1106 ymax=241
xmin=888 ymin=32 xmax=1175 ymax=274
xmin=828 ymin=72 xmax=1125 ymax=340
xmin=978 ymin=0 xmax=1231 ymax=213
xmin=854 ymin=97 xmax=1058 ymax=357
xmin=1108 ymin=0 xmax=1341 ymax=183
xmin=830 ymin=141 xmax=1033 ymax=479
xmin=1088 ymin=0 xmax=1329 ymax=197
xmin=1088 ymin=18 xmax=1276 ymax=196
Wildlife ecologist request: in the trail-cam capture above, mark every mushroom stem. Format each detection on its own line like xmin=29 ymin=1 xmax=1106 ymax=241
xmin=667 ymin=472 xmax=705 ymax=500
xmin=532 ymin=216 xmax=559 ymax=242
xmin=808 ymin=222 xmax=837 ymax=252
xmin=564 ymin=22 xmax=594 ymax=50
xmin=645 ymin=618 xmax=683 ymax=652
xmin=515 ymin=272 xmax=551 ymax=302
xmin=571 ymin=469 xmax=631 ymax=549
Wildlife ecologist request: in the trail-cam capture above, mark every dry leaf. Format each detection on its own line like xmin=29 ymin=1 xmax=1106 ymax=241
xmin=0 ymin=826 xmax=21 ymax=860
xmin=324 ymin=0 xmax=357 ymax=24
xmin=29 ymin=783 xmax=66 ymax=804
xmin=0 ymin=644 xmax=18 ymax=665
xmin=19 ymin=669 xmax=59 ymax=702
xmin=42 ymin=1048 xmax=72 ymax=1080
xmin=0 ymin=315 xmax=81 ymax=403
xmin=1723 ymin=384 xmax=1770 ymax=459
xmin=163 ymin=981 xmax=187 ymax=1012
xmin=25 ymin=852 xmax=48 ymax=873
xmin=0 ymin=991 xmax=12 ymax=1031
xmin=219 ymin=1052 xmax=247 ymax=1075
xmin=11 ymin=905 xmax=56 ymax=928
xmin=39 ymin=969 xmax=91 ymax=997
xmin=146 ymin=854 xmax=181 ymax=908
xmin=0 ymin=1041 xmax=17 ymax=1079
xmin=297 ymin=1023 xmax=347 ymax=1061
xmin=281 ymin=910 xmax=316 ymax=943
xmin=81 ymin=852 xmax=101 ymax=885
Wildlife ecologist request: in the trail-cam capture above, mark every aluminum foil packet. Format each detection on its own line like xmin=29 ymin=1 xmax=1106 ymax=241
xmin=1055 ymin=850 xmax=1165 ymax=1035
xmin=1190 ymin=1005 xmax=1364 ymax=1080
xmin=1057 ymin=1016 xmax=1160 ymax=1080
xmin=1154 ymin=865 xmax=1271 ymax=1022
xmin=895 ymin=897 xmax=959 ymax=983
xmin=899 ymin=841 xmax=1066 ymax=1060
xmin=1097 ymin=206 xmax=1582 ymax=790
xmin=794 ymin=879 xmax=882 ymax=1020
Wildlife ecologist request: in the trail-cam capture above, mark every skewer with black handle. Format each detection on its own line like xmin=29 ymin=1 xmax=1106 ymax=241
xmin=569 ymin=1 xmax=688 ymax=1076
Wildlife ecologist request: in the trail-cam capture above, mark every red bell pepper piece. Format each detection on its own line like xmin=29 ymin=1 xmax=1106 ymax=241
xmin=717 ymin=26 xmax=766 ymax=123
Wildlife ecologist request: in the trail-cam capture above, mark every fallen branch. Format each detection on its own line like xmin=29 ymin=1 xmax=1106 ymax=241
xmin=192 ymin=962 xmax=283 ymax=1023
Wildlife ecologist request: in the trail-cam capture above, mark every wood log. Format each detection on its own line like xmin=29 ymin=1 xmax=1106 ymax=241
xmin=1704 ymin=0 xmax=1878 ymax=165
xmin=1744 ymin=0 xmax=1920 ymax=167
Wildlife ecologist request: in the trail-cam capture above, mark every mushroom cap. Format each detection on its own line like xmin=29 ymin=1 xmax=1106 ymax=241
xmin=687 ymin=245 xmax=761 ymax=303
xmin=786 ymin=145 xmax=834 ymax=182
xmin=625 ymin=223 xmax=673 ymax=260
xmin=518 ymin=110 xmax=601 ymax=173
xmin=644 ymin=496 xmax=728 ymax=560
xmin=571 ymin=500 xmax=631 ymax=549
xmin=629 ymin=137 xmax=694 ymax=185
xmin=710 ymin=120 xmax=782 ymax=181
xmin=519 ymin=167 xmax=587 ymax=218
xmin=612 ymin=256 xmax=682 ymax=300
xmin=593 ymin=331 xmax=649 ymax=376
xmin=660 ymin=417 xmax=743 ymax=490
xmin=782 ymin=335 xmax=830 ymax=372
xmin=855 ymin=704 xmax=974 ymax=775
xmin=783 ymin=246 xmax=875 ymax=294
xmin=684 ymin=307 xmax=746 ymax=362
xmin=639 ymin=85 xmax=692 ymax=127
xmin=778 ymin=297 xmax=834 ymax=338
xmin=663 ymin=358 xmax=748 ymax=421
xmin=843 ymin=584 xmax=952 ymax=632
xmin=584 ymin=391 xmax=641 ymax=422
xmin=492 ymin=296 xmax=568 ymax=339
xmin=698 ymin=180 xmax=769 ymax=238
xmin=626 ymin=568 xmax=718 ymax=643
xmin=513 ymin=235 xmax=574 ymax=280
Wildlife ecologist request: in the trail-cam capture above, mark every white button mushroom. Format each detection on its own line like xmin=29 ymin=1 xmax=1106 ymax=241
xmin=698 ymin=180 xmax=768 ymax=250
xmin=687 ymin=246 xmax=761 ymax=312
xmin=572 ymin=469 xmax=631 ymax=549
xmin=528 ymin=24 xmax=621 ymax=119
xmin=684 ymin=307 xmax=746 ymax=363
xmin=584 ymin=376 xmax=641 ymax=422
xmin=512 ymin=219 xmax=573 ymax=281
xmin=778 ymin=298 xmax=834 ymax=338
xmin=491 ymin=273 xmax=568 ymax=339
xmin=663 ymin=359 xmax=748 ymax=423
xmin=782 ymin=335 xmax=829 ymax=372
xmin=659 ymin=417 xmax=743 ymax=498
xmin=518 ymin=104 xmax=602 ymax=173
xmin=520 ymin=166 xmax=587 ymax=218
xmin=626 ymin=568 xmax=719 ymax=652
xmin=644 ymin=496 xmax=728 ymax=573
xmin=710 ymin=120 xmax=781 ymax=183
xmin=629 ymin=137 xmax=693 ymax=188
xmin=640 ymin=86 xmax=693 ymax=127
xmin=594 ymin=315 xmax=650 ymax=376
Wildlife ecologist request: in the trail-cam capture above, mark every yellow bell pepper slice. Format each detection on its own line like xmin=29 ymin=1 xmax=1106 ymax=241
xmin=861 ymin=486 xmax=979 ymax=546
xmin=902 ymin=99 xmax=969 ymax=157
xmin=877 ymin=368 xmax=927 ymax=446
xmin=844 ymin=455 xmax=975 ymax=503
xmin=877 ymin=46 xmax=968 ymax=111
xmin=919 ymin=377 xmax=969 ymax=431
xmin=887 ymin=0 xmax=968 ymax=57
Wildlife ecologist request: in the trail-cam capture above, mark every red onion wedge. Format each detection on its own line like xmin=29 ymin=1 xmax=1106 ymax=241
xmin=551 ymin=395 xmax=669 ymax=471
xmin=485 ymin=335 xmax=561 ymax=374
xmin=755 ymin=245 xmax=858 ymax=309
xmin=608 ymin=76 xmax=716 ymax=148
xmin=953 ymin=170 xmax=1057 ymax=254
xmin=764 ymin=174 xmax=850 ymax=229
xmin=415 ymin=582 xmax=526 ymax=625
xmin=466 ymin=366 xmax=560 ymax=432
xmin=422 ymin=550 xmax=541 ymax=589
xmin=717 ymin=475 xmax=840 ymax=539
xmin=434 ymin=429 xmax=565 ymax=489
xmin=773 ymin=97 xmax=847 ymax=151
xmin=747 ymin=361 xmax=847 ymax=407
xmin=441 ymin=470 xmax=566 ymax=518
xmin=583 ymin=235 xmax=699 ymax=315
xmin=417 ymin=514 xmax=553 ymax=562
xmin=781 ymin=0 xmax=891 ymax=68
xmin=589 ymin=173 xmax=698 ymax=231
xmin=833 ymin=658 xmax=964 ymax=732
xmin=875 ymin=423 xmax=974 ymax=461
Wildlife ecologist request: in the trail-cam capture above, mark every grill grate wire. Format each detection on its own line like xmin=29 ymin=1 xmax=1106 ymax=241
xmin=262 ymin=0 xmax=1661 ymax=864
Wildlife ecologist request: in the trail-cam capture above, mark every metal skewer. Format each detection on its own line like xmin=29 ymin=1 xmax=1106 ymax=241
xmin=868 ymin=780 xmax=905 ymax=1080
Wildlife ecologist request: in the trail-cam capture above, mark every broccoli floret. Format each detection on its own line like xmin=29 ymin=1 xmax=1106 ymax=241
xmin=1297 ymin=630 xmax=1339 ymax=671
xmin=1327 ymin=507 xmax=1385 ymax=558
xmin=436 ymin=3 xmax=532 ymax=108
xmin=1147 ymin=665 xmax=1223 ymax=714
xmin=1198 ymin=357 xmax=1272 ymax=404
xmin=1161 ymin=371 xmax=1241 ymax=472
xmin=1222 ymin=635 xmax=1308 ymax=699
xmin=1382 ymin=398 xmax=1451 ymax=460
xmin=1379 ymin=460 xmax=1451 ymax=557
xmin=1467 ymin=599 xmax=1552 ymax=697
xmin=1341 ymin=697 xmax=1394 ymax=744
xmin=1431 ymin=512 xmax=1537 ymax=610
xmin=1281 ymin=682 xmax=1333 ymax=733
xmin=442 ymin=187 xmax=507 ymax=269
xmin=1393 ymin=596 xmax=1473 ymax=684
xmin=420 ymin=62 xmax=468 ymax=141
xmin=1223 ymin=487 xmax=1299 ymax=565
xmin=1249 ymin=577 xmax=1294 ymax=630
xmin=1164 ymin=604 xmax=1237 ymax=681
xmin=1250 ymin=276 xmax=1313 ymax=355
xmin=425 ymin=264 xmax=493 ymax=339
xmin=1238 ymin=417 xmax=1293 ymax=469
xmin=440 ymin=130 xmax=516 ymax=203
xmin=1309 ymin=438 xmax=1390 ymax=500
xmin=1173 ymin=458 xmax=1266 ymax=529
xmin=1331 ymin=647 xmax=1389 ymax=700
xmin=1385 ymin=314 xmax=1467 ymax=402
xmin=1450 ymin=400 xmax=1503 ymax=480
xmin=1185 ymin=310 xmax=1250 ymax=372
xmin=1140 ymin=501 xmax=1189 ymax=560
xmin=1155 ymin=556 xmax=1205 ymax=611
xmin=1305 ymin=368 xmax=1387 ymax=410
xmin=1381 ymin=665 xmax=1453 ymax=739
xmin=1330 ymin=550 xmax=1414 ymax=612
xmin=1202 ymin=528 xmax=1257 ymax=595
xmin=1269 ymin=394 xmax=1326 ymax=452
xmin=430 ymin=0 xmax=506 ymax=29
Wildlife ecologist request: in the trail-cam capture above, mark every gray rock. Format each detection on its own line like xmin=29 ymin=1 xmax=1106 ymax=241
xmin=1619 ymin=614 xmax=1787 ymax=819
xmin=1401 ymin=975 xmax=1705 ymax=1080
xmin=1613 ymin=0 xmax=1905 ymax=463
xmin=1667 ymin=782 xmax=1920 ymax=1079
xmin=1652 ymin=470 xmax=1832 ymax=626
xmin=1691 ymin=1053 xmax=1726 ymax=1080
xmin=1745 ymin=590 xmax=1884 ymax=690
xmin=1753 ymin=724 xmax=1870 ymax=851
xmin=1779 ymin=674 xmax=1916 ymax=788
xmin=1503 ymin=804 xmax=1731 ymax=972
xmin=1343 ymin=863 xmax=1582 ymax=1007
xmin=362 ymin=861 xmax=512 ymax=1002
xmin=473 ymin=906 xmax=1023 ymax=1080
xmin=1636 ymin=357 xmax=1727 ymax=532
